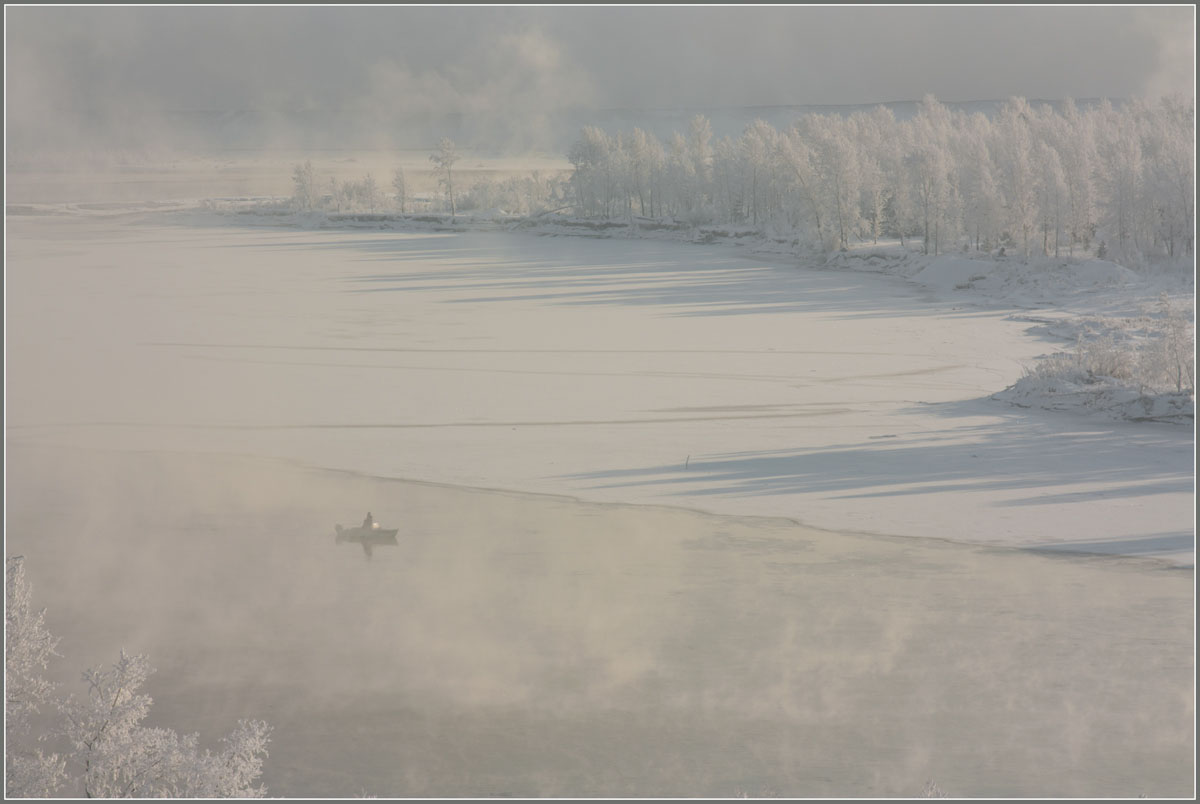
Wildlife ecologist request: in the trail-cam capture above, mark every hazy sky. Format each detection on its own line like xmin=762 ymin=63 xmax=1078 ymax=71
xmin=4 ymin=5 xmax=1194 ymax=155
xmin=7 ymin=5 xmax=1194 ymax=110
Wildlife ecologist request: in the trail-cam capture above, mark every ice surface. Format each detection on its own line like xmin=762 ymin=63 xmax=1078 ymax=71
xmin=6 ymin=211 xmax=1193 ymax=566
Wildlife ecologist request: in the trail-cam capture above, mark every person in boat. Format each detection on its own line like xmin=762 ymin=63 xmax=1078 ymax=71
xmin=362 ymin=511 xmax=375 ymax=530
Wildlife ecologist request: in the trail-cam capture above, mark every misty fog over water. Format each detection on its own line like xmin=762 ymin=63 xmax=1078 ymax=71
xmin=5 ymin=445 xmax=1192 ymax=798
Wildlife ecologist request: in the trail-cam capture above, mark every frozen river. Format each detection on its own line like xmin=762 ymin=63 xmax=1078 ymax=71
xmin=4 ymin=210 xmax=1194 ymax=796
xmin=7 ymin=212 xmax=1193 ymax=563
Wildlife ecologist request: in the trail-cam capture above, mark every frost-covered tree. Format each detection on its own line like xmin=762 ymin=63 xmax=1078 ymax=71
xmin=712 ymin=135 xmax=743 ymax=223
xmin=6 ymin=557 xmax=66 ymax=798
xmin=1141 ymin=96 xmax=1195 ymax=258
xmin=610 ymin=132 xmax=636 ymax=220
xmin=688 ymin=115 xmax=714 ymax=209
xmin=853 ymin=107 xmax=895 ymax=245
xmin=61 ymin=652 xmax=271 ymax=798
xmin=184 ymin=719 xmax=272 ymax=798
xmin=1048 ymin=99 xmax=1097 ymax=256
xmin=994 ymin=98 xmax=1039 ymax=256
xmin=568 ymin=126 xmax=613 ymax=218
xmin=391 ymin=167 xmax=407 ymax=214
xmin=1094 ymin=100 xmax=1146 ymax=261
xmin=328 ymin=176 xmax=345 ymax=213
xmin=777 ymin=123 xmax=825 ymax=241
xmin=797 ymin=113 xmax=863 ymax=250
xmin=906 ymin=143 xmax=948 ymax=255
xmin=291 ymin=160 xmax=316 ymax=212
xmin=1035 ymin=141 xmax=1069 ymax=256
xmin=883 ymin=126 xmax=920 ymax=248
xmin=956 ymin=113 xmax=1002 ymax=252
xmin=361 ymin=173 xmax=381 ymax=214
xmin=643 ymin=130 xmax=666 ymax=219
xmin=731 ymin=120 xmax=779 ymax=230
xmin=626 ymin=128 xmax=654 ymax=217
xmin=905 ymin=95 xmax=961 ymax=256
xmin=5 ymin=557 xmax=271 ymax=799
xmin=664 ymin=131 xmax=695 ymax=220
xmin=429 ymin=138 xmax=460 ymax=218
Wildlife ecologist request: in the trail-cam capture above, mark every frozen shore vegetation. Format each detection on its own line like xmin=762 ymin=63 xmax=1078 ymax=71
xmin=996 ymin=293 xmax=1194 ymax=424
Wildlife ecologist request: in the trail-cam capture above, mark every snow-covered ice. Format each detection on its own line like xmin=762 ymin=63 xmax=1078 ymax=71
xmin=7 ymin=209 xmax=1193 ymax=566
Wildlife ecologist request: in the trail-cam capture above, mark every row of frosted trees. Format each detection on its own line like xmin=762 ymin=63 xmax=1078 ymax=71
xmin=292 ymin=156 xmax=568 ymax=218
xmin=567 ymin=96 xmax=1194 ymax=263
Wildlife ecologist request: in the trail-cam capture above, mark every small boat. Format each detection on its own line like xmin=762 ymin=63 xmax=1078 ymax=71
xmin=334 ymin=523 xmax=399 ymax=558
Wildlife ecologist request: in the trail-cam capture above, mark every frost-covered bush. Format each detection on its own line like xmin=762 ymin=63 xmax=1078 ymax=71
xmin=5 ymin=556 xmax=271 ymax=799
xmin=1017 ymin=338 xmax=1135 ymax=393
xmin=1072 ymin=334 xmax=1138 ymax=383
xmin=919 ymin=779 xmax=950 ymax=798
xmin=456 ymin=178 xmax=498 ymax=213
xmin=5 ymin=557 xmax=66 ymax=797
xmin=998 ymin=295 xmax=1194 ymax=423
xmin=446 ymin=174 xmax=569 ymax=217
xmin=1149 ymin=293 xmax=1196 ymax=394
xmin=1023 ymin=298 xmax=1194 ymax=396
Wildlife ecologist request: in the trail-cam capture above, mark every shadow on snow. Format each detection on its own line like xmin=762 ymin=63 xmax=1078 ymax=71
xmin=243 ymin=231 xmax=984 ymax=320
xmin=560 ymin=399 xmax=1193 ymax=509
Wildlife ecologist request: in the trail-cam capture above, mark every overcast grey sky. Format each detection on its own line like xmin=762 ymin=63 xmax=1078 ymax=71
xmin=5 ymin=5 xmax=1194 ymax=154
xmin=7 ymin=5 xmax=1194 ymax=108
